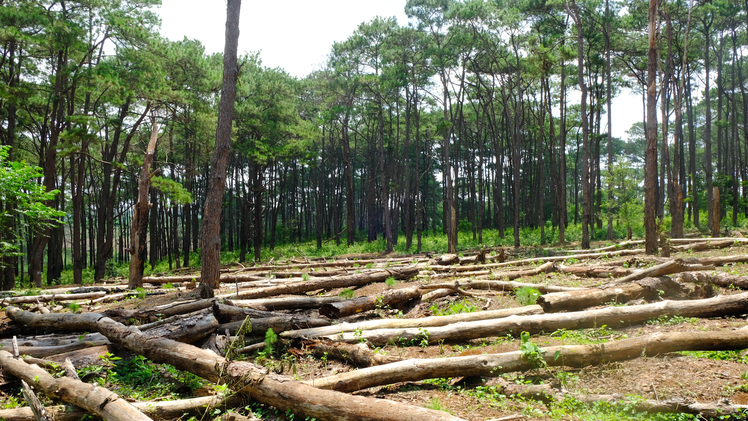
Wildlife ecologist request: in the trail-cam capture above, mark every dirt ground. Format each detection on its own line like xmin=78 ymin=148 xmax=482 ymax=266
xmin=1 ymin=242 xmax=748 ymax=420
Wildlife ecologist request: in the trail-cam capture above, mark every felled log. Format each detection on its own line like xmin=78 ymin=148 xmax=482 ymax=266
xmin=0 ymin=394 xmax=246 ymax=421
xmin=0 ymin=350 xmax=152 ymax=421
xmin=537 ymin=277 xmax=697 ymax=312
xmin=309 ymin=329 xmax=748 ymax=392
xmin=697 ymin=254 xmax=748 ymax=266
xmin=676 ymin=271 xmax=748 ymax=289
xmin=138 ymin=309 xmax=218 ymax=343
xmin=557 ymin=264 xmax=634 ymax=278
xmin=561 ymin=240 xmax=645 ymax=254
xmin=422 ymin=279 xmax=581 ymax=294
xmin=319 ymin=286 xmax=425 ymax=318
xmin=673 ymin=239 xmax=736 ymax=252
xmin=103 ymin=298 xmax=216 ymax=324
xmin=213 ymin=303 xmax=290 ymax=322
xmin=605 ymin=259 xmax=714 ymax=285
xmin=228 ymin=296 xmax=343 ymax=311
xmin=315 ymin=293 xmax=748 ymax=346
xmin=0 ymin=291 xmax=106 ymax=305
xmin=218 ymin=314 xmax=331 ymax=336
xmin=5 ymin=307 xmax=464 ymax=421
xmin=43 ymin=345 xmax=117 ymax=368
xmin=435 ymin=254 xmax=460 ymax=265
xmin=234 ymin=267 xmax=419 ymax=300
xmin=281 ymin=305 xmax=544 ymax=339
xmin=303 ymin=339 xmax=402 ymax=367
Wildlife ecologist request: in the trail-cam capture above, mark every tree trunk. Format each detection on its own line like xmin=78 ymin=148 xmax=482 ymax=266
xmin=199 ymin=0 xmax=242 ymax=298
xmin=644 ymin=0 xmax=660 ymax=254
xmin=129 ymin=122 xmax=159 ymax=289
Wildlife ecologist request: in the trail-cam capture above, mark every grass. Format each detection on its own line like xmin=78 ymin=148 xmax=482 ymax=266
xmin=430 ymin=299 xmax=477 ymax=316
xmin=514 ymin=287 xmax=542 ymax=306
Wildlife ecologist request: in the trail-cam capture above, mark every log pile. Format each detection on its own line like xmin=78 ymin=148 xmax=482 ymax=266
xmin=2 ymin=237 xmax=748 ymax=420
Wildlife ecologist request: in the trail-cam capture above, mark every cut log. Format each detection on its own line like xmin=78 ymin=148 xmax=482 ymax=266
xmin=319 ymin=286 xmax=425 ymax=318
xmin=697 ymin=254 xmax=748 ymax=266
xmin=0 ymin=394 xmax=246 ymax=421
xmin=309 ymin=329 xmax=748 ymax=392
xmin=234 ymin=267 xmax=419 ymax=300
xmin=5 ymin=307 xmax=464 ymax=421
xmin=43 ymin=345 xmax=117 ymax=368
xmin=281 ymin=305 xmax=544 ymax=339
xmin=312 ymin=293 xmax=748 ymax=346
xmin=435 ymin=254 xmax=460 ymax=265
xmin=605 ymin=259 xmax=714 ymax=285
xmin=561 ymin=240 xmax=645 ymax=254
xmin=103 ymin=298 xmax=216 ymax=324
xmin=557 ymin=264 xmax=634 ymax=278
xmin=218 ymin=315 xmax=331 ymax=336
xmin=673 ymin=239 xmax=736 ymax=252
xmin=0 ymin=291 xmax=106 ymax=305
xmin=138 ymin=309 xmax=218 ymax=343
xmin=302 ymin=339 xmax=402 ymax=367
xmin=0 ymin=350 xmax=153 ymax=421
xmin=676 ymin=271 xmax=748 ymax=289
xmin=421 ymin=279 xmax=581 ymax=294
xmin=228 ymin=296 xmax=343 ymax=311
xmin=537 ymin=277 xmax=701 ymax=312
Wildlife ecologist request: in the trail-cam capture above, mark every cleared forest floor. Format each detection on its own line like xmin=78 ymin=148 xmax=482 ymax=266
xmin=1 ymin=238 xmax=748 ymax=420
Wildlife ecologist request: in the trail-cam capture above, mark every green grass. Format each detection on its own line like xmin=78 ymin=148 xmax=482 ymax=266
xmin=514 ymin=287 xmax=542 ymax=306
xmin=430 ymin=299 xmax=477 ymax=316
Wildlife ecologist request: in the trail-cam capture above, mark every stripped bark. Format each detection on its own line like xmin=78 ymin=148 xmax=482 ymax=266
xmin=0 ymin=350 xmax=153 ymax=421
xmin=309 ymin=330 xmax=748 ymax=392
xmin=311 ymin=293 xmax=748 ymax=346
xmin=5 ymin=307 xmax=464 ymax=421
xmin=280 ymin=306 xmax=544 ymax=339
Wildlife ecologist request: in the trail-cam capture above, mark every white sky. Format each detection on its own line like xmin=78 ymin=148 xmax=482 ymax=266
xmin=155 ymin=0 xmax=641 ymax=140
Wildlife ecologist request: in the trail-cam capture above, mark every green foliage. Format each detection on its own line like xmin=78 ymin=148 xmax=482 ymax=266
xmin=646 ymin=315 xmax=698 ymax=327
xmin=430 ymin=299 xmax=477 ymax=316
xmin=384 ymin=276 xmax=397 ymax=287
xmin=519 ymin=331 xmax=546 ymax=369
xmin=263 ymin=328 xmax=278 ymax=356
xmin=68 ymin=302 xmax=81 ymax=313
xmin=514 ymin=287 xmax=542 ymax=306
xmin=150 ymin=176 xmax=193 ymax=205
xmin=339 ymin=288 xmax=355 ymax=299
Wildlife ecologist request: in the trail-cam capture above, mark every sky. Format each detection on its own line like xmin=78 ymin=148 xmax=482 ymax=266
xmin=155 ymin=0 xmax=641 ymax=140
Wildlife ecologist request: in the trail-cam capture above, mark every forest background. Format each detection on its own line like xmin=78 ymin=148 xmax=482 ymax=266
xmin=0 ymin=0 xmax=740 ymax=290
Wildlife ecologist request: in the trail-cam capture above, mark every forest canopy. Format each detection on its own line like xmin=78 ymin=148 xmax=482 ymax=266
xmin=0 ymin=0 xmax=740 ymax=288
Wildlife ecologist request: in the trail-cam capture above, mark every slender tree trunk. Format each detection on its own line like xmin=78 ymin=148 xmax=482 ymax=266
xmin=644 ymin=0 xmax=660 ymax=254
xmin=129 ymin=122 xmax=159 ymax=289
xmin=199 ymin=0 xmax=242 ymax=298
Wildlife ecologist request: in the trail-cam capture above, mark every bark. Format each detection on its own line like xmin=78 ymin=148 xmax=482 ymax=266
xmin=713 ymin=187 xmax=721 ymax=236
xmin=310 ymin=330 xmax=748 ymax=393
xmin=644 ymin=0 xmax=659 ymax=254
xmin=234 ymin=268 xmax=418 ymax=300
xmin=304 ymin=340 xmax=402 ymax=367
xmin=0 ymin=291 xmax=106 ymax=305
xmin=604 ymin=259 xmax=713 ymax=285
xmin=213 ymin=303 xmax=297 ymax=321
xmin=537 ymin=277 xmax=693 ymax=312
xmin=218 ymin=315 xmax=330 ymax=336
xmin=20 ymin=380 xmax=52 ymax=421
xmin=676 ymin=271 xmax=748 ymax=290
xmin=103 ymin=298 xmax=216 ymax=324
xmin=281 ymin=306 xmax=544 ymax=340
xmin=138 ymin=309 xmax=218 ymax=344
xmin=0 ymin=350 xmax=152 ymax=421
xmin=199 ymin=0 xmax=242 ymax=298
xmin=5 ymin=307 xmax=465 ymax=421
xmin=320 ymin=286 xmax=426 ymax=319
xmin=421 ymin=280 xmax=581 ymax=294
xmin=0 ymin=395 xmax=246 ymax=421
xmin=228 ymin=296 xmax=343 ymax=311
xmin=129 ymin=122 xmax=160 ymax=289
xmin=557 ymin=264 xmax=634 ymax=278
xmin=312 ymin=293 xmax=748 ymax=346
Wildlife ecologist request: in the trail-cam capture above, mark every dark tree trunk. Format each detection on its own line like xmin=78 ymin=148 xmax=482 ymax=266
xmin=199 ymin=0 xmax=242 ymax=298
xmin=129 ymin=122 xmax=159 ymax=289
xmin=644 ymin=0 xmax=660 ymax=254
